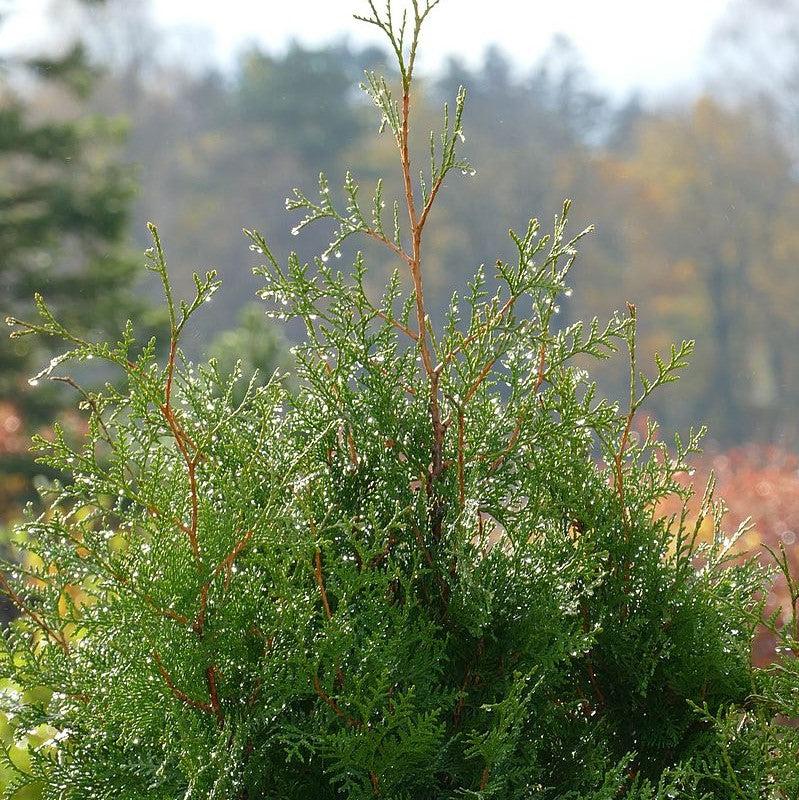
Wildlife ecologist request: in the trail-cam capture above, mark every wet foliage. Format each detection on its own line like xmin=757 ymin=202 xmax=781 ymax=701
xmin=1 ymin=3 xmax=798 ymax=797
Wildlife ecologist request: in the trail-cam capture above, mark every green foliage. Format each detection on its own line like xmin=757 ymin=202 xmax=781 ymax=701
xmin=1 ymin=2 xmax=797 ymax=797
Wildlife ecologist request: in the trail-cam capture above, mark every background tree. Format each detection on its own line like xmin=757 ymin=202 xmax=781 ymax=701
xmin=207 ymin=302 xmax=294 ymax=404
xmin=0 ymin=0 xmax=155 ymax=518
xmin=597 ymin=98 xmax=799 ymax=442
xmin=706 ymin=0 xmax=799 ymax=159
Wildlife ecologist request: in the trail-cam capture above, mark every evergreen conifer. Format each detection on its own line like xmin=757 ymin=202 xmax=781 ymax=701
xmin=2 ymin=2 xmax=798 ymax=797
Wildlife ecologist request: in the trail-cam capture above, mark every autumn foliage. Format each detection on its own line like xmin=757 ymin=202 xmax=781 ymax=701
xmin=659 ymin=444 xmax=799 ymax=665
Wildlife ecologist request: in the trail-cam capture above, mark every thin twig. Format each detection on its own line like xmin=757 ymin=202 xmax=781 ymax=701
xmin=194 ymin=530 xmax=254 ymax=634
xmin=313 ymin=673 xmax=362 ymax=728
xmin=457 ymin=407 xmax=466 ymax=507
xmin=0 ymin=573 xmax=69 ymax=653
xmin=479 ymin=767 xmax=490 ymax=791
xmin=314 ymin=549 xmax=333 ymax=620
xmin=435 ymin=290 xmax=519 ymax=375
xmin=206 ymin=665 xmax=224 ymax=726
xmin=374 ymin=309 xmax=418 ymax=341
xmin=489 ymin=342 xmax=546 ymax=472
xmin=362 ymin=226 xmax=412 ymax=266
xmin=50 ymin=376 xmax=112 ymax=442
xmin=417 ymin=174 xmax=443 ymax=234
xmin=152 ymin=650 xmax=214 ymax=716
xmin=463 ymin=357 xmax=497 ymax=404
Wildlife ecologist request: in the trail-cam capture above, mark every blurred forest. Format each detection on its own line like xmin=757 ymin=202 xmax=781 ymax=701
xmin=2 ymin=0 xmax=799 ymax=607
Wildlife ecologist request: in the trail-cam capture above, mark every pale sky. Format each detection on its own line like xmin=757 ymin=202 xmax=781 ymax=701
xmin=150 ymin=0 xmax=733 ymax=96
xmin=3 ymin=0 xmax=734 ymax=97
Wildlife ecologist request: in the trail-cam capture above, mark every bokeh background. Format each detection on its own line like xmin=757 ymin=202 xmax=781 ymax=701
xmin=2 ymin=0 xmax=799 ymax=657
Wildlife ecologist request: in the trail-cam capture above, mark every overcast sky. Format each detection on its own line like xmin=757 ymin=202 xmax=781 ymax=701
xmin=3 ymin=0 xmax=733 ymax=97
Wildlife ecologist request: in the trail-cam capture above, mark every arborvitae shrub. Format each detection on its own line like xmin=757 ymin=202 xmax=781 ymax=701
xmin=2 ymin=3 xmax=799 ymax=798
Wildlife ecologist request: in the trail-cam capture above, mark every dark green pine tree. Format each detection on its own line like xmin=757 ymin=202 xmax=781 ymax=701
xmin=1 ymin=2 xmax=798 ymax=798
xmin=0 ymin=1 xmax=151 ymax=517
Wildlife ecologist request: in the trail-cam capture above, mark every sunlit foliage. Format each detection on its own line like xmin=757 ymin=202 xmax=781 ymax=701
xmin=0 ymin=3 xmax=797 ymax=798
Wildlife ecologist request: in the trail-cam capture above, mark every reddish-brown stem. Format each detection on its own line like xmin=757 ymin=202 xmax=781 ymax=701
xmin=314 ymin=549 xmax=333 ymax=620
xmin=206 ymin=665 xmax=224 ymax=726
xmin=160 ymin=403 xmax=202 ymax=563
xmin=397 ymin=87 xmax=435 ymax=407
xmin=154 ymin=603 xmax=191 ymax=627
xmin=310 ymin=535 xmax=349 ymax=694
xmin=479 ymin=767 xmax=490 ymax=791
xmin=215 ymin=529 xmax=253 ymax=588
xmin=147 ymin=506 xmax=193 ymax=537
xmin=159 ymin=331 xmax=203 ymax=564
xmin=436 ymin=290 xmax=519 ymax=375
xmin=247 ymin=679 xmax=263 ymax=708
xmin=313 ymin=673 xmax=361 ymax=728
xmin=415 ymin=526 xmax=436 ymax=570
xmin=463 ymin=357 xmax=497 ymax=405
xmin=0 ymin=573 xmax=69 ymax=653
xmin=347 ymin=428 xmax=360 ymax=467
xmin=159 ymin=331 xmax=234 ymax=725
xmin=362 ymin=226 xmax=412 ymax=266
xmin=194 ymin=583 xmax=210 ymax=635
xmin=321 ymin=363 xmax=363 ymax=469
xmin=368 ymin=533 xmax=399 ymax=569
xmin=417 ymin=175 xmax=444 ymax=233
xmin=400 ymin=91 xmax=419 ymax=244
xmin=357 ymin=58 xmax=452 ymax=564
xmin=374 ymin=309 xmax=418 ymax=341
xmin=153 ymin=650 xmax=214 ymax=716
xmin=194 ymin=530 xmax=253 ymax=634
xmin=457 ymin=408 xmax=466 ymax=507
xmin=489 ymin=343 xmax=546 ymax=472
